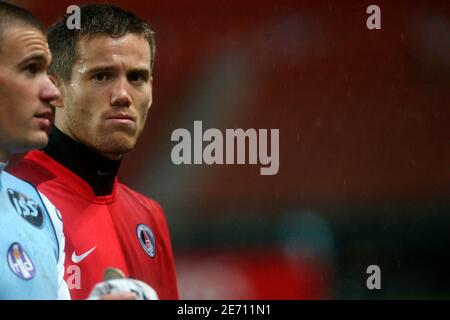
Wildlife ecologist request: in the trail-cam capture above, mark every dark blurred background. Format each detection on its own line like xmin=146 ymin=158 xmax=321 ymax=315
xmin=16 ymin=0 xmax=450 ymax=299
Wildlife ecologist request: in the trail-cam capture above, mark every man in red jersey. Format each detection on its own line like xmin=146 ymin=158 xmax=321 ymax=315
xmin=10 ymin=4 xmax=179 ymax=300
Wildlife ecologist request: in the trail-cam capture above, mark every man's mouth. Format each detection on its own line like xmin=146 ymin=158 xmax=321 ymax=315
xmin=34 ymin=110 xmax=52 ymax=130
xmin=105 ymin=113 xmax=136 ymax=125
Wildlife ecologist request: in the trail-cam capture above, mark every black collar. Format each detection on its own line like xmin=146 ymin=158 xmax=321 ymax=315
xmin=43 ymin=127 xmax=121 ymax=196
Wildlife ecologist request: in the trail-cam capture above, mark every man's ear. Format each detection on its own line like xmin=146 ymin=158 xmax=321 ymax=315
xmin=147 ymin=76 xmax=153 ymax=110
xmin=48 ymin=74 xmax=64 ymax=108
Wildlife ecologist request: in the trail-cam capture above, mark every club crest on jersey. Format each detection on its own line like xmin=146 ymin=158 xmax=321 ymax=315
xmin=136 ymin=224 xmax=156 ymax=258
xmin=7 ymin=243 xmax=36 ymax=280
xmin=7 ymin=188 xmax=44 ymax=228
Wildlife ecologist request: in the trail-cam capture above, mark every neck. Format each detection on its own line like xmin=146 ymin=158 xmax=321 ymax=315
xmin=0 ymin=149 xmax=8 ymax=163
xmin=0 ymin=161 xmax=6 ymax=190
xmin=0 ymin=160 xmax=7 ymax=172
xmin=43 ymin=126 xmax=121 ymax=196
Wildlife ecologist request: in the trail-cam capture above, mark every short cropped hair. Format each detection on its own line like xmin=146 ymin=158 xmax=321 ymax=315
xmin=0 ymin=1 xmax=45 ymax=53
xmin=47 ymin=3 xmax=156 ymax=82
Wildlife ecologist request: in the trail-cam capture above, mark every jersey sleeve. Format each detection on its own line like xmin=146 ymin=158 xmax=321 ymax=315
xmin=40 ymin=192 xmax=71 ymax=300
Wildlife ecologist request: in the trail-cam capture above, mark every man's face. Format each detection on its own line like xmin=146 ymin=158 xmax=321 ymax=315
xmin=0 ymin=26 xmax=60 ymax=160
xmin=56 ymin=33 xmax=153 ymax=160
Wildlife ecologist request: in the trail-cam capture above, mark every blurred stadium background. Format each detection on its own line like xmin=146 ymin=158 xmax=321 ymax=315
xmin=14 ymin=0 xmax=449 ymax=298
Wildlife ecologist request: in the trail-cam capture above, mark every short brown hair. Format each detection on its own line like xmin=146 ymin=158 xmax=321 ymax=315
xmin=47 ymin=3 xmax=156 ymax=82
xmin=0 ymin=1 xmax=45 ymax=54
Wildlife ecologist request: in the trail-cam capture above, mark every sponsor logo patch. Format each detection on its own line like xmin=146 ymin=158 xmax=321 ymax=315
xmin=7 ymin=188 xmax=44 ymax=228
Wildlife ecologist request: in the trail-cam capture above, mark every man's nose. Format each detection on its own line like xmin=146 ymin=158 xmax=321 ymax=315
xmin=40 ymin=75 xmax=61 ymax=104
xmin=111 ymin=77 xmax=132 ymax=107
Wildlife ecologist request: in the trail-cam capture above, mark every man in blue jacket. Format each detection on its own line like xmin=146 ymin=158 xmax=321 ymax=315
xmin=0 ymin=0 xmax=68 ymax=299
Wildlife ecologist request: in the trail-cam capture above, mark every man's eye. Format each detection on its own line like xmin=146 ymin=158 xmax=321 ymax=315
xmin=128 ymin=73 xmax=146 ymax=83
xmin=24 ymin=64 xmax=39 ymax=75
xmin=93 ymin=73 xmax=110 ymax=81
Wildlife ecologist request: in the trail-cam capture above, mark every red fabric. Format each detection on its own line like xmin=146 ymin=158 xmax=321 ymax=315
xmin=10 ymin=151 xmax=179 ymax=300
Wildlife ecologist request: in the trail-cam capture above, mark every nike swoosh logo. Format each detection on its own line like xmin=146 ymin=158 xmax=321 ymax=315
xmin=71 ymin=247 xmax=96 ymax=264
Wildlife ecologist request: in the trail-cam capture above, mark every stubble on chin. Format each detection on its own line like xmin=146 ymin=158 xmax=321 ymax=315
xmin=92 ymin=132 xmax=137 ymax=156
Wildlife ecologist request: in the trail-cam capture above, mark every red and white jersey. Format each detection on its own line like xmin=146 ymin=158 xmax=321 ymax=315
xmin=11 ymin=150 xmax=179 ymax=300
